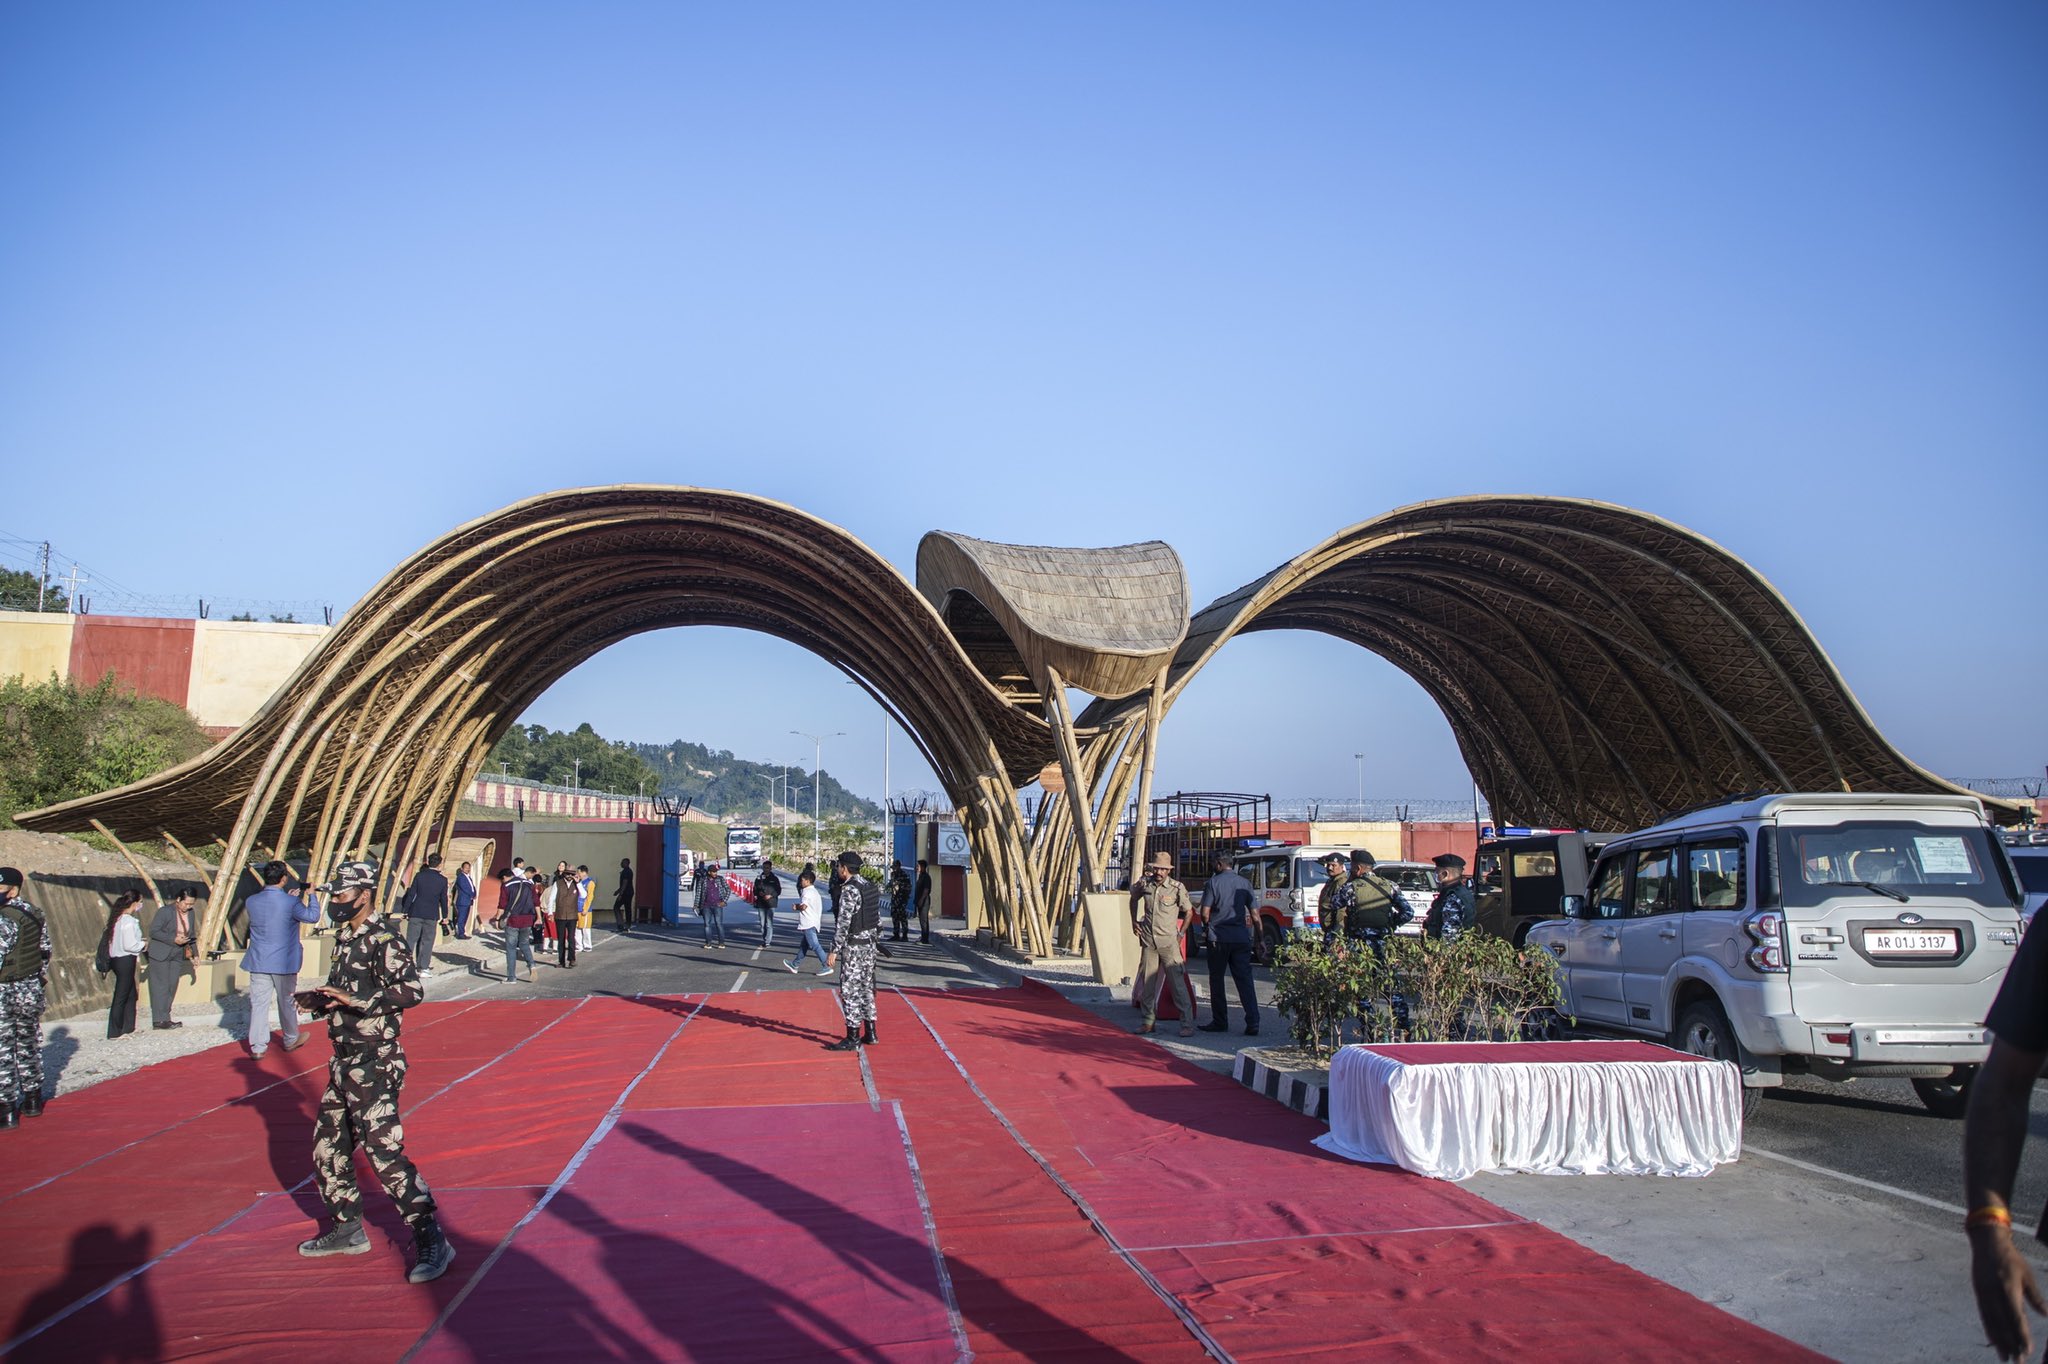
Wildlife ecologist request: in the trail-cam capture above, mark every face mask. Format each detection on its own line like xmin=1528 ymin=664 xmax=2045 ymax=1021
xmin=326 ymin=897 xmax=356 ymax=925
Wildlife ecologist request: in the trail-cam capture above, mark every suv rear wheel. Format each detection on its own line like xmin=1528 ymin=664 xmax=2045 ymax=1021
xmin=1912 ymin=1067 xmax=1974 ymax=1120
xmin=1674 ymin=998 xmax=1761 ymax=1119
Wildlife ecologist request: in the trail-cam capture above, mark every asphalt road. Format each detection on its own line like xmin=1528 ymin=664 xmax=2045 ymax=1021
xmin=1745 ymin=1067 xmax=2048 ymax=1237
xmin=420 ymin=900 xmax=998 ymax=1008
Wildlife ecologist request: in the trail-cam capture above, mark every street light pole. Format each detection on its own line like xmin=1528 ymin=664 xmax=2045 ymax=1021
xmin=1354 ymin=753 xmax=1364 ymax=814
xmin=791 ymin=730 xmax=844 ymax=863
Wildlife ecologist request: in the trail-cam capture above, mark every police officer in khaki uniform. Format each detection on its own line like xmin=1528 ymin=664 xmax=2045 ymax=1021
xmin=1130 ymin=852 xmax=1196 ymax=1037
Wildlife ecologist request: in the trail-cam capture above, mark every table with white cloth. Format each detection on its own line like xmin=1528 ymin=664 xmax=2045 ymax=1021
xmin=1313 ymin=1040 xmax=1743 ymax=1180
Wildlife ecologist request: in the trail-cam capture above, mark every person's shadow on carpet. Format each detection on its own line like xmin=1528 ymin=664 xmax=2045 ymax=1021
xmin=617 ymin=1120 xmax=1149 ymax=1362
xmin=7 ymin=1223 xmax=161 ymax=1364
xmin=38 ymin=1030 xmax=78 ymax=1096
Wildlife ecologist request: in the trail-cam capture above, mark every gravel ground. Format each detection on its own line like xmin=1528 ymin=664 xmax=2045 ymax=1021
xmin=37 ymin=921 xmax=513 ymax=1099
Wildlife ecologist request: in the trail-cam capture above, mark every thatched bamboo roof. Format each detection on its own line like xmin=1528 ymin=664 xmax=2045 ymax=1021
xmin=915 ymin=533 xmax=1189 ymax=701
xmin=1079 ymin=495 xmax=2020 ymax=830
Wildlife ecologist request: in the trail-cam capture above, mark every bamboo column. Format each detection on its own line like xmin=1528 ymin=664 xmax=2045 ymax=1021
xmin=90 ymin=820 xmax=161 ymax=903
xmin=1043 ymin=667 xmax=1106 ymax=895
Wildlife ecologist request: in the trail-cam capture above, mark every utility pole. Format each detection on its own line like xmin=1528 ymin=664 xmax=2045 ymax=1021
xmin=60 ymin=563 xmax=88 ymax=615
xmin=35 ymin=542 xmax=50 ymax=612
xmin=572 ymin=757 xmax=581 ymax=791
xmin=1354 ymin=753 xmax=1364 ymax=813
xmin=791 ymin=729 xmax=844 ymax=863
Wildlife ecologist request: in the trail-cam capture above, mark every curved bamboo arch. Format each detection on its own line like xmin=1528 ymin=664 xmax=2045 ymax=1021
xmin=1075 ymin=495 xmax=2016 ymax=839
xmin=20 ymin=488 xmax=2011 ymax=963
xmin=19 ymin=487 xmax=1069 ymax=954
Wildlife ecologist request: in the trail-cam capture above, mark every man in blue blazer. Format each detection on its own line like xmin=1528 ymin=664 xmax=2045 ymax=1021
xmin=243 ymin=861 xmax=322 ymax=1058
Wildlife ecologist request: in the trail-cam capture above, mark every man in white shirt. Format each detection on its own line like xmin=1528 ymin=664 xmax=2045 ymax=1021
xmin=781 ymin=868 xmax=832 ymax=976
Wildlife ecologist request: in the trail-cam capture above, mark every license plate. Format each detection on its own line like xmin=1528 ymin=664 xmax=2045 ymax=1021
xmin=1863 ymin=928 xmax=1960 ymax=957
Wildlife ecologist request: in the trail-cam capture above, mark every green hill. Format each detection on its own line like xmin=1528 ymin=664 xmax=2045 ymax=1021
xmin=631 ymin=738 xmax=880 ymax=824
xmin=487 ymin=724 xmax=880 ymax=824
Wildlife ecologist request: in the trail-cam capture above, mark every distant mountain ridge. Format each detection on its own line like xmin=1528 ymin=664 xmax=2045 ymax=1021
xmin=631 ymin=738 xmax=880 ymax=823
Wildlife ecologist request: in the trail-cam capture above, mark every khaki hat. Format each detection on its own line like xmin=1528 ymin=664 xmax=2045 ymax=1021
xmin=1147 ymin=852 xmax=1175 ymax=870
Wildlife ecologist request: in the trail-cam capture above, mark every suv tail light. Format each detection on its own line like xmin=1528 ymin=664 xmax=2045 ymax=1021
xmin=1744 ymin=910 xmax=1787 ymax=973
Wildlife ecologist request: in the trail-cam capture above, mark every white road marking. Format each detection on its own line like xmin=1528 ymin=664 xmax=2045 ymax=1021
xmin=1745 ymin=1143 xmax=2040 ymax=1238
xmin=731 ymin=970 xmax=750 ymax=992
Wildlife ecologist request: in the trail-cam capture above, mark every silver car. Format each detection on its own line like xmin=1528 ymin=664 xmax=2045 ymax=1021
xmin=1530 ymin=792 xmax=2023 ymax=1118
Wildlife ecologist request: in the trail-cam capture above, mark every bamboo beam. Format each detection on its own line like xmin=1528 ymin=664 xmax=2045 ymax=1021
xmin=90 ymin=819 xmax=161 ymax=903
xmin=1044 ymin=667 xmax=1106 ymax=895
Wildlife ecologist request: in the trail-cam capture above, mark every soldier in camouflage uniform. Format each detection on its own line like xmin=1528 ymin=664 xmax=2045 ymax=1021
xmin=0 ymin=868 xmax=51 ymax=1127
xmin=295 ymin=861 xmax=454 ymax=1283
xmin=1328 ymin=850 xmax=1411 ymax=1034
xmin=1425 ymin=852 xmax=1477 ymax=943
xmin=825 ymin=852 xmax=881 ymax=1051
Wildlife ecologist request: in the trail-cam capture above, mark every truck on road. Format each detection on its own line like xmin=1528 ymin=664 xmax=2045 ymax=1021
xmin=725 ymin=824 xmax=764 ymax=869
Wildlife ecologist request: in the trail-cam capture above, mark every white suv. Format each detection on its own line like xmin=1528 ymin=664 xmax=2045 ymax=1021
xmin=1527 ymin=792 xmax=2024 ymax=1117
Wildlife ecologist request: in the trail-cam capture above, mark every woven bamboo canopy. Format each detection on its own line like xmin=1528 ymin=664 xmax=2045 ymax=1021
xmin=17 ymin=487 xmax=2011 ymax=959
xmin=1077 ymin=494 xmax=2018 ymax=831
xmin=916 ymin=532 xmax=1189 ymax=702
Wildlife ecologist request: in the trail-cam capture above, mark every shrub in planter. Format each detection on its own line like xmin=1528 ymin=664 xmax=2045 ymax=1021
xmin=1270 ymin=934 xmax=1365 ymax=1058
xmin=1274 ymin=932 xmax=1570 ymax=1057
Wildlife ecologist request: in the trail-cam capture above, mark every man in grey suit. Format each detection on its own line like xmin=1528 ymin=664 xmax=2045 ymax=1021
xmin=147 ymin=887 xmax=200 ymax=1029
xmin=243 ymin=861 xmax=322 ymax=1058
xmin=399 ymin=854 xmax=449 ymax=974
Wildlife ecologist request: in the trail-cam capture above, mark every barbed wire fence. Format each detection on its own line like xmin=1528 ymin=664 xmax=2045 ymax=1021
xmin=0 ymin=528 xmax=334 ymax=622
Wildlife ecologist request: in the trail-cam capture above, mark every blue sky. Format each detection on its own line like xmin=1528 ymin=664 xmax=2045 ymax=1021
xmin=3 ymin=3 xmax=2042 ymax=807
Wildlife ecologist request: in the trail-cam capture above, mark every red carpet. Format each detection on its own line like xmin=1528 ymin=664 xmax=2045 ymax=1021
xmin=890 ymin=981 xmax=1823 ymax=1362
xmin=413 ymin=1105 xmax=959 ymax=1362
xmin=1 ymin=984 xmax=1823 ymax=1362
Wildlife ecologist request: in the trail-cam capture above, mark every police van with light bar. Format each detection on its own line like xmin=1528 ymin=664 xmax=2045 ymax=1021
xmin=1526 ymin=792 xmax=2024 ymax=1118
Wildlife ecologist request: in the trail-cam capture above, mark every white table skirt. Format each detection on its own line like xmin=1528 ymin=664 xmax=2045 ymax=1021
xmin=1313 ymin=1042 xmax=1744 ymax=1180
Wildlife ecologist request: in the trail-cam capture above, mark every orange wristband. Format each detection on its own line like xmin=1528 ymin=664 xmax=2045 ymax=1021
xmin=1966 ymin=1206 xmax=2014 ymax=1230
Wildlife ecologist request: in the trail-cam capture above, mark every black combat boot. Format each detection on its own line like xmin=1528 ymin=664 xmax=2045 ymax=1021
xmin=20 ymin=1091 xmax=43 ymax=1118
xmin=0 ymin=1106 xmax=17 ymax=1130
xmin=824 ymin=1026 xmax=862 ymax=1052
xmin=859 ymin=1020 xmax=877 ymax=1046
xmin=297 ymin=1219 xmax=370 ymax=1257
xmin=407 ymin=1218 xmax=456 ymax=1284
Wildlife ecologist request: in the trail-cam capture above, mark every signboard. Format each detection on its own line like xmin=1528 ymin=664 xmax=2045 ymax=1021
xmin=937 ymin=822 xmax=971 ymax=867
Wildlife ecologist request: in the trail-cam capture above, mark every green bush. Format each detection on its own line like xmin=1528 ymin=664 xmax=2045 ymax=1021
xmin=0 ymin=672 xmax=214 ymax=826
xmin=1273 ymin=932 xmax=1570 ymax=1059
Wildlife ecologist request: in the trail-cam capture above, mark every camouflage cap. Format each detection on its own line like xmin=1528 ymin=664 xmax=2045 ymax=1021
xmin=319 ymin=860 xmax=378 ymax=894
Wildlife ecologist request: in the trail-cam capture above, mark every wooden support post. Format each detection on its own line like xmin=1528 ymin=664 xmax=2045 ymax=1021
xmin=1128 ymin=672 xmax=1167 ymax=892
xmin=89 ymin=820 xmax=161 ymax=903
xmin=1044 ymin=667 xmax=1107 ymax=895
